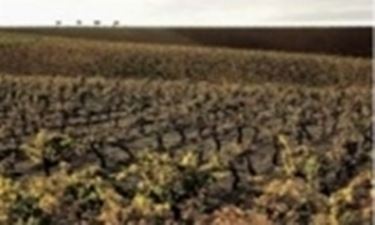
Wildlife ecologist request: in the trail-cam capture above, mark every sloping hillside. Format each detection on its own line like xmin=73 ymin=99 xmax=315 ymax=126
xmin=0 ymin=32 xmax=371 ymax=87
xmin=1 ymin=27 xmax=371 ymax=57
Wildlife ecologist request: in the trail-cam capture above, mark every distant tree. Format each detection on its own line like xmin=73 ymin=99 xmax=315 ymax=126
xmin=113 ymin=20 xmax=120 ymax=27
xmin=94 ymin=20 xmax=101 ymax=26
xmin=55 ymin=20 xmax=62 ymax=27
xmin=76 ymin=20 xmax=82 ymax=26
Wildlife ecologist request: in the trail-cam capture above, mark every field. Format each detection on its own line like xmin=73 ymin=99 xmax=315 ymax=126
xmin=0 ymin=29 xmax=372 ymax=225
xmin=2 ymin=27 xmax=371 ymax=57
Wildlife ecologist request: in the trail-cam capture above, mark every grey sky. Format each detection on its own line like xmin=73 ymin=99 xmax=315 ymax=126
xmin=0 ymin=0 xmax=372 ymax=26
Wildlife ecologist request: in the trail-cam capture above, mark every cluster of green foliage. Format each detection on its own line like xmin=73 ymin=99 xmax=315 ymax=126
xmin=0 ymin=131 xmax=244 ymax=224
xmin=251 ymin=135 xmax=371 ymax=225
xmin=0 ymin=131 xmax=371 ymax=224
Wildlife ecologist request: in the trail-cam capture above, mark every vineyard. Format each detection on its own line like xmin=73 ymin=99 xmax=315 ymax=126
xmin=2 ymin=27 xmax=371 ymax=57
xmin=0 ymin=32 xmax=371 ymax=87
xmin=0 ymin=31 xmax=372 ymax=224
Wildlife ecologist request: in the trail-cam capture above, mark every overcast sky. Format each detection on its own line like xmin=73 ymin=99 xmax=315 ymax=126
xmin=0 ymin=0 xmax=372 ymax=26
